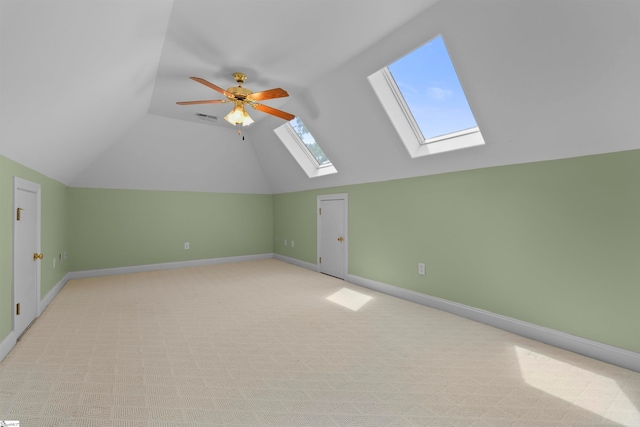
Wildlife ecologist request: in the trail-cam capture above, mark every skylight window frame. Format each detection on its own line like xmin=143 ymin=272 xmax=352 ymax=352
xmin=286 ymin=123 xmax=330 ymax=170
xmin=274 ymin=119 xmax=337 ymax=178
xmin=368 ymin=35 xmax=485 ymax=158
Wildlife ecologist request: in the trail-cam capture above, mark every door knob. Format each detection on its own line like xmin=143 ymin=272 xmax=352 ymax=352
xmin=33 ymin=253 xmax=43 ymax=261
xmin=337 ymin=237 xmax=344 ymax=242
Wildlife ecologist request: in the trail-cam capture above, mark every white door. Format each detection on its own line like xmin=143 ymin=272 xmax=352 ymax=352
xmin=318 ymin=194 xmax=348 ymax=279
xmin=14 ymin=177 xmax=41 ymax=338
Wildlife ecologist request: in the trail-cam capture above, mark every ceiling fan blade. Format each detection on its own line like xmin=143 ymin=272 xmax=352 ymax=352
xmin=190 ymin=77 xmax=235 ymax=99
xmin=252 ymin=103 xmax=295 ymax=121
xmin=176 ymin=100 xmax=228 ymax=105
xmin=247 ymin=88 xmax=289 ymax=102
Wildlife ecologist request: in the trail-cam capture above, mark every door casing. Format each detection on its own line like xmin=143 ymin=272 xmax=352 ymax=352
xmin=317 ymin=193 xmax=348 ymax=279
xmin=13 ymin=177 xmax=41 ymax=338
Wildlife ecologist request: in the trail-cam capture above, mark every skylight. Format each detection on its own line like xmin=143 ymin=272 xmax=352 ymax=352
xmin=289 ymin=117 xmax=331 ymax=167
xmin=274 ymin=117 xmax=337 ymax=178
xmin=369 ymin=34 xmax=485 ymax=158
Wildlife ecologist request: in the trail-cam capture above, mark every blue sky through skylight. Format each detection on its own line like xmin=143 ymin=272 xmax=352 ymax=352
xmin=388 ymin=35 xmax=477 ymax=140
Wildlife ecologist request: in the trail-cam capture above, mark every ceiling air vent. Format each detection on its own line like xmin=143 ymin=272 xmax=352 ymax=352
xmin=196 ymin=113 xmax=218 ymax=121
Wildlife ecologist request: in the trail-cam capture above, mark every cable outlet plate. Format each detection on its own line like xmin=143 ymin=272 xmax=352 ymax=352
xmin=418 ymin=263 xmax=425 ymax=275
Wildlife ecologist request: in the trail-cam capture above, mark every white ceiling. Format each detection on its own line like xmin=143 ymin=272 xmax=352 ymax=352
xmin=1 ymin=0 xmax=639 ymax=194
xmin=149 ymin=0 xmax=438 ymax=127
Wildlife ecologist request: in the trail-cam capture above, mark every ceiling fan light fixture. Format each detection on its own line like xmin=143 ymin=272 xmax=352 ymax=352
xmin=224 ymin=101 xmax=253 ymax=126
xmin=241 ymin=109 xmax=254 ymax=126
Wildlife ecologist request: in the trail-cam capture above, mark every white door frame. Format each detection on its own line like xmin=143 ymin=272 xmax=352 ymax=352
xmin=317 ymin=193 xmax=348 ymax=279
xmin=13 ymin=176 xmax=42 ymax=335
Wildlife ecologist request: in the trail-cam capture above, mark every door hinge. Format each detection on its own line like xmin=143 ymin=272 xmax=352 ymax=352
xmin=319 ymin=208 xmax=322 ymax=215
xmin=17 ymin=207 xmax=24 ymax=221
xmin=16 ymin=303 xmax=20 ymax=315
xmin=319 ymin=257 xmax=322 ymax=264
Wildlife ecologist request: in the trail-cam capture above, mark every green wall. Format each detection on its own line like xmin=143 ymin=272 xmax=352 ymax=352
xmin=1 ymin=155 xmax=273 ymax=346
xmin=273 ymin=190 xmax=319 ymax=263
xmin=274 ymin=150 xmax=640 ymax=353
xmin=3 ymin=150 xmax=639 ymax=355
xmin=0 ymin=155 xmax=70 ymax=341
xmin=68 ymin=188 xmax=274 ymax=271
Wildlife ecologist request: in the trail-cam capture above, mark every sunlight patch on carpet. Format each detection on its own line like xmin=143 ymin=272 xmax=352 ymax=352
xmin=326 ymin=288 xmax=372 ymax=311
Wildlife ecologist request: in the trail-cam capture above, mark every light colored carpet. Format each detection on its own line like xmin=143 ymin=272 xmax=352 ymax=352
xmin=1 ymin=259 xmax=638 ymax=426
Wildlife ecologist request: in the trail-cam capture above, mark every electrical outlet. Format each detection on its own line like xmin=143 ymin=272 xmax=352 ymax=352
xmin=184 ymin=242 xmax=190 ymax=250
xmin=284 ymin=239 xmax=287 ymax=246
xmin=291 ymin=241 xmax=294 ymax=248
xmin=418 ymin=262 xmax=425 ymax=275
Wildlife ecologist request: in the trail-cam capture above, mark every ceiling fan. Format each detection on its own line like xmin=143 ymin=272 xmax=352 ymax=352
xmin=177 ymin=72 xmax=295 ymax=127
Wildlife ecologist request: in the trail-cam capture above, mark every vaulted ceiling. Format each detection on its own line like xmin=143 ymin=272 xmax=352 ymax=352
xmin=2 ymin=0 xmax=639 ymax=194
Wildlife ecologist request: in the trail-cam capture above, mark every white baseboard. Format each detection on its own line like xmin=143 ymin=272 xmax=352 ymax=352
xmin=347 ymin=274 xmax=640 ymax=373
xmin=273 ymin=254 xmax=318 ymax=271
xmin=68 ymin=253 xmax=274 ymax=280
xmin=39 ymin=272 xmax=71 ymax=317
xmin=0 ymin=330 xmax=16 ymax=362
xmin=1 ymin=273 xmax=70 ymax=362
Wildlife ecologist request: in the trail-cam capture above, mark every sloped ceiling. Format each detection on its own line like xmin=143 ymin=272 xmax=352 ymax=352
xmin=0 ymin=0 xmax=173 ymax=184
xmin=1 ymin=0 xmax=639 ymax=194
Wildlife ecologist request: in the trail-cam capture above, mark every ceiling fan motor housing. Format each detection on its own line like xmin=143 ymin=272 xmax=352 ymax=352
xmin=227 ymin=85 xmax=252 ymax=100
